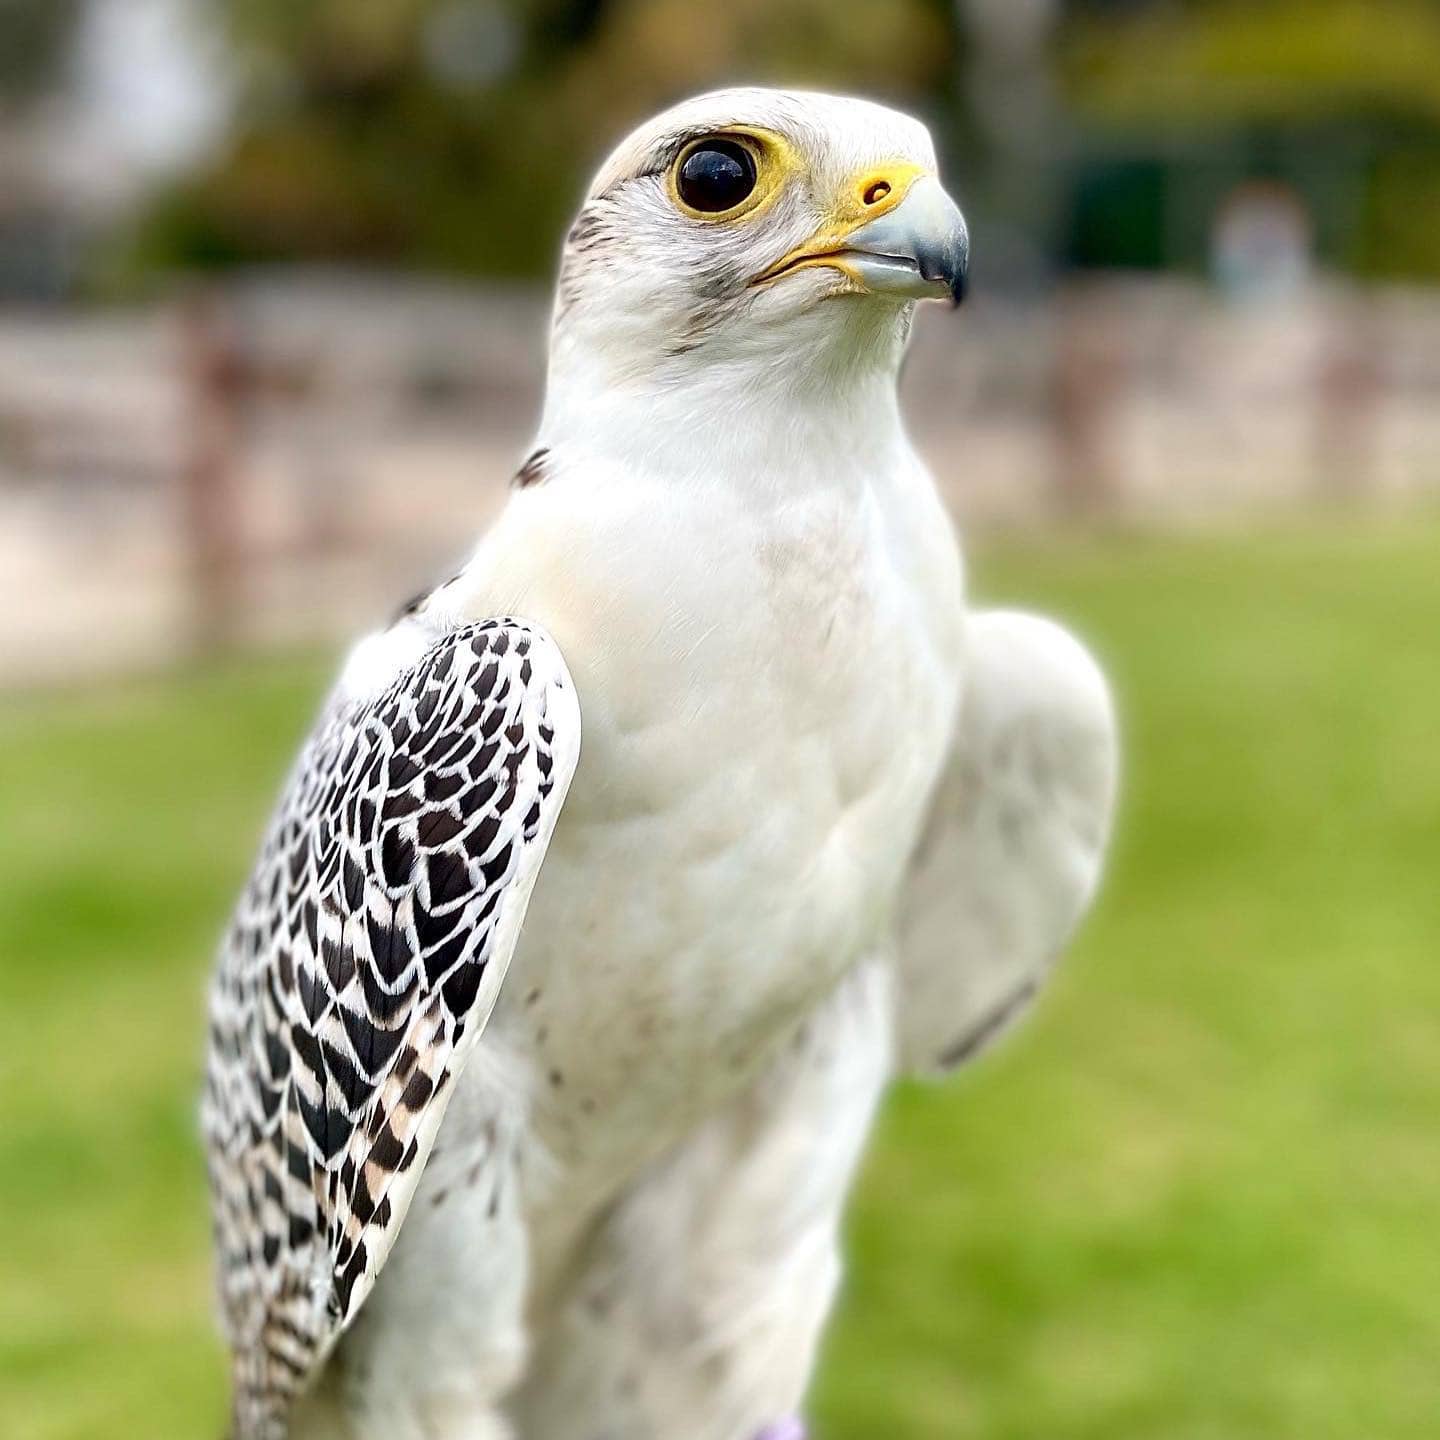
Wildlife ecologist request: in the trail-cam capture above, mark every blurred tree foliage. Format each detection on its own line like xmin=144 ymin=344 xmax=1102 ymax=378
xmin=1063 ymin=0 xmax=1440 ymax=127
xmin=1058 ymin=0 xmax=1440 ymax=278
xmin=126 ymin=0 xmax=1440 ymax=282
xmin=132 ymin=0 xmax=956 ymax=279
xmin=0 ymin=0 xmax=85 ymax=107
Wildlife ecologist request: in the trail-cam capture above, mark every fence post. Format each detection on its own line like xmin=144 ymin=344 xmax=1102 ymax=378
xmin=1314 ymin=285 xmax=1381 ymax=502
xmin=1052 ymin=284 xmax=1121 ymax=515
xmin=177 ymin=286 xmax=249 ymax=658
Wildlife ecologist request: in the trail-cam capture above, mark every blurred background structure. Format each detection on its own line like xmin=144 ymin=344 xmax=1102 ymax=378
xmin=3 ymin=0 xmax=1440 ymax=681
xmin=3 ymin=4 xmax=1439 ymax=1438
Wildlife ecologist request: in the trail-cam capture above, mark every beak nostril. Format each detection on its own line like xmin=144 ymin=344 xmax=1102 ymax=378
xmin=863 ymin=180 xmax=891 ymax=207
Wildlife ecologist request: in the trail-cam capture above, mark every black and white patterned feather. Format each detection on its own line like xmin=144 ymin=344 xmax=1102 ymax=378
xmin=203 ymin=618 xmax=580 ymax=1439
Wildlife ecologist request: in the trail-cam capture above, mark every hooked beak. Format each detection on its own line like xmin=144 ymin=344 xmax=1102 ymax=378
xmin=843 ymin=176 xmax=969 ymax=305
xmin=753 ymin=173 xmax=970 ymax=306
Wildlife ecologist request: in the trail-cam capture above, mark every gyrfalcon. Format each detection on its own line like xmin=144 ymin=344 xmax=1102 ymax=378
xmin=203 ymin=87 xmax=1118 ymax=1440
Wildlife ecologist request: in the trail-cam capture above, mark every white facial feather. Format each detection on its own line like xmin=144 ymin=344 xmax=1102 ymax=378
xmin=548 ymin=89 xmax=942 ymax=393
xmin=534 ymin=89 xmax=957 ymax=499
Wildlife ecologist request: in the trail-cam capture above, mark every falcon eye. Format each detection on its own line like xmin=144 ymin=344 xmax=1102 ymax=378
xmin=675 ymin=139 xmax=759 ymax=216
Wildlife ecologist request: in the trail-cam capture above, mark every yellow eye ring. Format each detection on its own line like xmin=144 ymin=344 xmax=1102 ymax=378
xmin=668 ymin=128 xmax=793 ymax=224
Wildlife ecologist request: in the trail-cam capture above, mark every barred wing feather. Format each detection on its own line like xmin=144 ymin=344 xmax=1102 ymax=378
xmin=203 ymin=619 xmax=580 ymax=1438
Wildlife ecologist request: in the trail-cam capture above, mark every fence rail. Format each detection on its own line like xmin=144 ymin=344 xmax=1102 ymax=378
xmin=3 ymin=272 xmax=1438 ymax=684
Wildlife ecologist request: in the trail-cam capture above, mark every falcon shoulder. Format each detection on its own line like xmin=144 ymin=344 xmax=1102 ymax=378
xmin=203 ymin=616 xmax=580 ymax=1438
xmin=895 ymin=609 xmax=1118 ymax=1076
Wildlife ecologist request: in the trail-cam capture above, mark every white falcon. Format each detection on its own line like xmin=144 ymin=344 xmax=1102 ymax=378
xmin=203 ymin=88 xmax=1118 ymax=1440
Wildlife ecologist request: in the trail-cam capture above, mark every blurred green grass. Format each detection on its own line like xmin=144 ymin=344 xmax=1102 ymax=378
xmin=3 ymin=522 xmax=1439 ymax=1439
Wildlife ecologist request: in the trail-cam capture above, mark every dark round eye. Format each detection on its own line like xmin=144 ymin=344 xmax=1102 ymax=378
xmin=676 ymin=140 xmax=758 ymax=214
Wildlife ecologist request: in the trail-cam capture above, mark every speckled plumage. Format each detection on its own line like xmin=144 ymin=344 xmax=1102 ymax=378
xmin=204 ymin=621 xmax=579 ymax=1437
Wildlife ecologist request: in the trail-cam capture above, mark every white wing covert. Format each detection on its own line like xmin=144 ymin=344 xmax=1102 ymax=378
xmin=203 ymin=618 xmax=580 ymax=1438
xmin=896 ymin=610 xmax=1118 ymax=1075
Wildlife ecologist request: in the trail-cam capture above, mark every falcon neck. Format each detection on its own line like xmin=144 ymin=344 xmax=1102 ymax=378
xmin=537 ymin=338 xmax=912 ymax=495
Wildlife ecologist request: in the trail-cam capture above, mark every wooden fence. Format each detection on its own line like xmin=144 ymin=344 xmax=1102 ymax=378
xmin=2 ymin=272 xmax=1437 ymax=684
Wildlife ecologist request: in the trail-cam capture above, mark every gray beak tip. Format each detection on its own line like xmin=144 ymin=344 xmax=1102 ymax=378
xmin=949 ymin=250 xmax=970 ymax=308
xmin=846 ymin=175 xmax=970 ymax=307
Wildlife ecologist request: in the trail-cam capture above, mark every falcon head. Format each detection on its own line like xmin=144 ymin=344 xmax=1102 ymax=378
xmin=549 ymin=88 xmax=968 ymax=387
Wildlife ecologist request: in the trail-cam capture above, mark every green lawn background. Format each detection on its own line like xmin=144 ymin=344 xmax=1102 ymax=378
xmin=3 ymin=522 xmax=1438 ymax=1438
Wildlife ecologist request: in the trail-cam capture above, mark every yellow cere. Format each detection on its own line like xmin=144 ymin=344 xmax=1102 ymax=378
xmin=750 ymin=158 xmax=931 ymax=289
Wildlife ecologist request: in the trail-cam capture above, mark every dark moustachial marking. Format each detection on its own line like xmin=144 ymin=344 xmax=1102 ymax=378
xmin=392 ymin=587 xmax=431 ymax=623
xmin=391 ymin=567 xmax=464 ymax=623
xmin=514 ymin=447 xmax=551 ymax=489
xmin=566 ymin=208 xmax=611 ymax=252
xmin=555 ymin=200 xmax=624 ymax=322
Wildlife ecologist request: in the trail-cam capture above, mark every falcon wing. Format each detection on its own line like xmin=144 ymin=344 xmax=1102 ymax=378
xmin=203 ymin=618 xmax=580 ymax=1438
xmin=895 ymin=610 xmax=1118 ymax=1075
